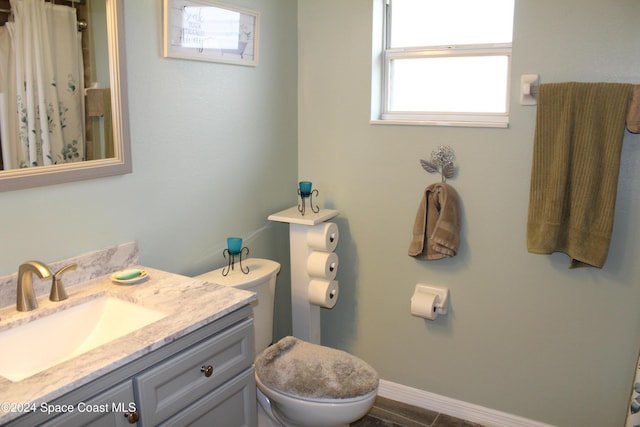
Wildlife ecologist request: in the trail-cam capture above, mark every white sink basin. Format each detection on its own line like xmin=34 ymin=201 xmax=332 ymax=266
xmin=0 ymin=296 xmax=167 ymax=382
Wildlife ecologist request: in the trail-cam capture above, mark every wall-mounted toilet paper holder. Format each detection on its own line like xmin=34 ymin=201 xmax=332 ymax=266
xmin=411 ymin=284 xmax=449 ymax=320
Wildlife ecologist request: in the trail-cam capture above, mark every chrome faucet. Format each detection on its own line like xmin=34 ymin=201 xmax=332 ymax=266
xmin=17 ymin=261 xmax=52 ymax=312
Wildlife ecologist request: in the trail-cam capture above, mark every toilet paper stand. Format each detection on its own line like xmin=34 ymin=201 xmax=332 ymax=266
xmin=268 ymin=206 xmax=340 ymax=345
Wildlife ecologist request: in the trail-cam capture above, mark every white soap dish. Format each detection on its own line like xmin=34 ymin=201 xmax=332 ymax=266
xmin=110 ymin=269 xmax=149 ymax=285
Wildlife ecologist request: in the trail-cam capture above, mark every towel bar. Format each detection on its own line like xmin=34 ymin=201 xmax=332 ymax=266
xmin=521 ymin=74 xmax=540 ymax=105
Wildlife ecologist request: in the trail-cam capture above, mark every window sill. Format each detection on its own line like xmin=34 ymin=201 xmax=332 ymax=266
xmin=369 ymin=119 xmax=509 ymax=129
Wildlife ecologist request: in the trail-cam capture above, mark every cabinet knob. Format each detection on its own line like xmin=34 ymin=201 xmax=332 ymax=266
xmin=201 ymin=365 xmax=214 ymax=377
xmin=124 ymin=411 xmax=139 ymax=424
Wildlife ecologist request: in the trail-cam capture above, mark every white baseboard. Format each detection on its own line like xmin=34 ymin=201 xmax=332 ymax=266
xmin=377 ymin=379 xmax=556 ymax=427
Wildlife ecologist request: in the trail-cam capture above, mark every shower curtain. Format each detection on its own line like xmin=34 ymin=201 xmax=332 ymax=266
xmin=0 ymin=0 xmax=84 ymax=169
xmin=626 ymin=353 xmax=640 ymax=426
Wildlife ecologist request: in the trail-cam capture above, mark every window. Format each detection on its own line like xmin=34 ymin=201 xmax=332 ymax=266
xmin=373 ymin=0 xmax=515 ymax=127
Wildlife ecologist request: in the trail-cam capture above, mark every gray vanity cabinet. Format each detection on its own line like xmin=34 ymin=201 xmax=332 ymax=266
xmin=157 ymin=368 xmax=256 ymax=426
xmin=134 ymin=317 xmax=255 ymax=426
xmin=8 ymin=305 xmax=256 ymax=427
xmin=41 ymin=381 xmax=136 ymax=427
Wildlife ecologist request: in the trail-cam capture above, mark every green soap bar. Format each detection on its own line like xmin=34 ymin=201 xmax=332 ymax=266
xmin=115 ymin=269 xmax=143 ymax=280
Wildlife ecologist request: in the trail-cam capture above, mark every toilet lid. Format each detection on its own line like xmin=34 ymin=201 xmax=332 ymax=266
xmin=254 ymin=336 xmax=379 ymax=400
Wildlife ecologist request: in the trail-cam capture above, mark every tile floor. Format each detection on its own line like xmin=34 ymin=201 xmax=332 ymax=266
xmin=351 ymin=397 xmax=486 ymax=427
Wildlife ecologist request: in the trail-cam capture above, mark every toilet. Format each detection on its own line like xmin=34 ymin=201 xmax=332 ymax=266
xmin=196 ymin=258 xmax=378 ymax=427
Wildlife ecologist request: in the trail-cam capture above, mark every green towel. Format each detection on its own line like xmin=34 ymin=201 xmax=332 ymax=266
xmin=527 ymin=82 xmax=632 ymax=268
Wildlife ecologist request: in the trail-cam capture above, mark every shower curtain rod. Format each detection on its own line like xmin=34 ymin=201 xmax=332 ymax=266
xmin=0 ymin=7 xmax=88 ymax=31
xmin=0 ymin=0 xmax=86 ymax=14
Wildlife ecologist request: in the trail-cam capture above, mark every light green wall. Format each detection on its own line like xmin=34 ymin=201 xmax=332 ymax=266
xmin=0 ymin=0 xmax=297 ymax=337
xmin=298 ymin=1 xmax=640 ymax=426
xmin=2 ymin=1 xmax=640 ymax=425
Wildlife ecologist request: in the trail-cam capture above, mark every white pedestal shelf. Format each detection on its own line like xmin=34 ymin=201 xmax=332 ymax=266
xmin=268 ymin=207 xmax=339 ymax=344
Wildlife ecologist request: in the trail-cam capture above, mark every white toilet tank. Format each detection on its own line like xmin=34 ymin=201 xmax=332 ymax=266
xmin=196 ymin=258 xmax=281 ymax=355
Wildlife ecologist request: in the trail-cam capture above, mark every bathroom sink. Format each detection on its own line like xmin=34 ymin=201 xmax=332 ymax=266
xmin=0 ymin=296 xmax=167 ymax=382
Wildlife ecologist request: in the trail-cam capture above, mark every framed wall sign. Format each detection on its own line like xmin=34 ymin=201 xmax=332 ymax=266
xmin=163 ymin=0 xmax=260 ymax=66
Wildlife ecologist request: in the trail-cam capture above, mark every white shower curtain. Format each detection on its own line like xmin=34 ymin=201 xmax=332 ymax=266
xmin=626 ymin=354 xmax=640 ymax=426
xmin=0 ymin=0 xmax=84 ymax=169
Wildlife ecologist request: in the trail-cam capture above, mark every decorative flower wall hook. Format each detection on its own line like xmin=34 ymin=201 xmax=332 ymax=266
xmin=420 ymin=145 xmax=456 ymax=182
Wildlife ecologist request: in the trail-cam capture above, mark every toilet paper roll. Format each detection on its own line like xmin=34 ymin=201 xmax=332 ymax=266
xmin=306 ymin=222 xmax=339 ymax=252
xmin=308 ymin=279 xmax=339 ymax=308
xmin=307 ymin=251 xmax=338 ymax=280
xmin=410 ymin=290 xmax=441 ymax=320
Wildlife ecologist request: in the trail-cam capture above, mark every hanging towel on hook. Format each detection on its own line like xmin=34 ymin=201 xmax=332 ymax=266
xmin=408 ymin=182 xmax=461 ymax=260
xmin=626 ymin=85 xmax=640 ymax=134
xmin=527 ymin=82 xmax=632 ymax=268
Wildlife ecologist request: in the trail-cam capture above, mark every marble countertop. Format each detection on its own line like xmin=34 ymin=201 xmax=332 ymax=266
xmin=0 ymin=266 xmax=255 ymax=424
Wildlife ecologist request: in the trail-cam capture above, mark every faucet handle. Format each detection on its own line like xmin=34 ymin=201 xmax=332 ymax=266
xmin=50 ymin=263 xmax=77 ymax=302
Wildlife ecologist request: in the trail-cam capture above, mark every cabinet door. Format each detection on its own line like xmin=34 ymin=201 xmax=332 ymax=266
xmin=159 ymin=367 xmax=256 ymax=427
xmin=42 ymin=381 xmax=137 ymax=427
xmin=135 ymin=318 xmax=254 ymax=426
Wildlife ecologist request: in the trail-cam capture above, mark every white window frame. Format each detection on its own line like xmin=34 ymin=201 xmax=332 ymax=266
xmin=371 ymin=0 xmax=513 ymax=128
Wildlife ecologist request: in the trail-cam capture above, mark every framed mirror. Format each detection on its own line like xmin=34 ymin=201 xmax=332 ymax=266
xmin=0 ymin=0 xmax=131 ymax=192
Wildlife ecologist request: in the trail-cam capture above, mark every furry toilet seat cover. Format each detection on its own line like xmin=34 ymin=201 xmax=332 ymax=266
xmin=254 ymin=336 xmax=379 ymax=400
